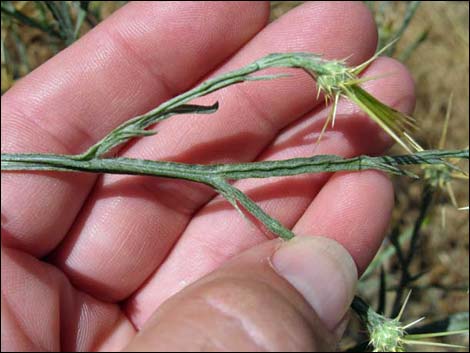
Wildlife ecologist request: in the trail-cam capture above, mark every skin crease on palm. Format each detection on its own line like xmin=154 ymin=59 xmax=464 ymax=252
xmin=0 ymin=2 xmax=416 ymax=352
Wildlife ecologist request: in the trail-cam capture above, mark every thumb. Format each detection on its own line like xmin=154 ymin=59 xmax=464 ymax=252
xmin=124 ymin=236 xmax=357 ymax=352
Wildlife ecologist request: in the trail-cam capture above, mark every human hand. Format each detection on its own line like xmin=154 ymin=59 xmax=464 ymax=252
xmin=1 ymin=2 xmax=415 ymax=351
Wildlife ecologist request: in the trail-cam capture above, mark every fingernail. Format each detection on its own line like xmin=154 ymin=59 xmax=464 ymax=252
xmin=271 ymin=236 xmax=357 ymax=331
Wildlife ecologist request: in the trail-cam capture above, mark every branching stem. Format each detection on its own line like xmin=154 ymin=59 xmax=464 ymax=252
xmin=2 ymin=149 xmax=468 ymax=239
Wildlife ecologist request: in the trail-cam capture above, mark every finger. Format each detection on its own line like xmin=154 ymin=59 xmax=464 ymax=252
xmin=1 ymin=246 xmax=135 ymax=351
xmin=125 ymin=236 xmax=356 ymax=352
xmin=1 ymin=1 xmax=269 ymax=256
xmin=293 ymin=171 xmax=394 ymax=274
xmin=127 ymin=56 xmax=415 ymax=327
xmin=53 ymin=1 xmax=378 ymax=303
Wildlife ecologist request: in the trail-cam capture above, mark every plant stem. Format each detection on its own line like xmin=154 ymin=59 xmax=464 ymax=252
xmin=391 ymin=184 xmax=435 ymax=317
xmin=2 ymin=150 xmax=467 ymax=180
xmin=2 ymin=149 xmax=467 ymax=240
xmin=1 ymin=50 xmax=468 ymax=240
xmin=75 ymin=51 xmax=406 ymax=160
xmin=44 ymin=1 xmax=77 ymax=45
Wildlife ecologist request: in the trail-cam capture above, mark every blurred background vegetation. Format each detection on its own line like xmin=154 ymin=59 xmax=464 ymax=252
xmin=1 ymin=1 xmax=468 ymax=351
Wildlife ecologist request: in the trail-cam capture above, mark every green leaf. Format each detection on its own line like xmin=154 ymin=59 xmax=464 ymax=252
xmin=78 ymin=102 xmax=219 ymax=160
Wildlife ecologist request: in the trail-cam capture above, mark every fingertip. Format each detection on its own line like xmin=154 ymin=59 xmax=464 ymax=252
xmin=295 ymin=1 xmax=378 ymax=62
xmin=238 ymin=1 xmax=378 ymax=65
xmin=272 ymin=236 xmax=357 ymax=331
xmin=320 ymin=0 xmax=378 ymax=62
xmin=294 ymin=170 xmax=394 ymax=275
xmin=327 ymin=170 xmax=395 ymax=275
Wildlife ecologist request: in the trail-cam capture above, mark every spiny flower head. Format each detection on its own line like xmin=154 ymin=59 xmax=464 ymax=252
xmin=310 ymin=58 xmax=354 ymax=96
xmin=353 ymin=293 xmax=468 ymax=352
xmin=415 ymin=94 xmax=468 ymax=209
xmin=258 ymin=43 xmax=420 ymax=153
xmin=367 ymin=309 xmax=406 ymax=352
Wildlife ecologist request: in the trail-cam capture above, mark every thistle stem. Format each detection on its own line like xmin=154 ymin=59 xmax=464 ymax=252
xmin=2 ymin=149 xmax=467 ymax=180
xmin=2 ymin=149 xmax=467 ymax=240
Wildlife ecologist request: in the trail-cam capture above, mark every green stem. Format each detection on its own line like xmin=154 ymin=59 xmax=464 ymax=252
xmin=2 ymin=149 xmax=467 ymax=240
xmin=1 ymin=50 xmax=468 ymax=241
xmin=2 ymin=149 xmax=467 ymax=180
xmin=391 ymin=184 xmax=435 ymax=317
xmin=212 ymin=178 xmax=296 ymax=240
xmin=75 ymin=52 xmax=343 ymax=160
xmin=44 ymin=1 xmax=76 ymax=45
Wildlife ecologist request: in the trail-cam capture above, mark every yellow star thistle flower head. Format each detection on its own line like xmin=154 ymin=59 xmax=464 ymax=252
xmin=369 ymin=317 xmax=406 ymax=352
xmin=313 ymin=59 xmax=354 ymax=96
xmin=276 ymin=41 xmax=420 ymax=153
xmin=241 ymin=40 xmax=419 ymax=154
xmin=353 ymin=293 xmax=469 ymax=352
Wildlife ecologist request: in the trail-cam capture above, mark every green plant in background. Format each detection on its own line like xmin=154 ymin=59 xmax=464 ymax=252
xmin=365 ymin=1 xmax=428 ymax=62
xmin=1 ymin=1 xmax=125 ymax=92
xmin=0 ymin=1 xmax=103 ymax=43
xmin=1 ymin=1 xmax=81 ymax=90
xmin=351 ymin=182 xmax=469 ymax=351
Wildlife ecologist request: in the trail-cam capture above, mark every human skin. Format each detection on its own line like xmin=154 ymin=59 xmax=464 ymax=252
xmin=1 ymin=1 xmax=415 ymax=351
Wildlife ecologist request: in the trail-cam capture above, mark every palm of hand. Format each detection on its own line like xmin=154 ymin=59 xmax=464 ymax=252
xmin=1 ymin=2 xmax=414 ymax=351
